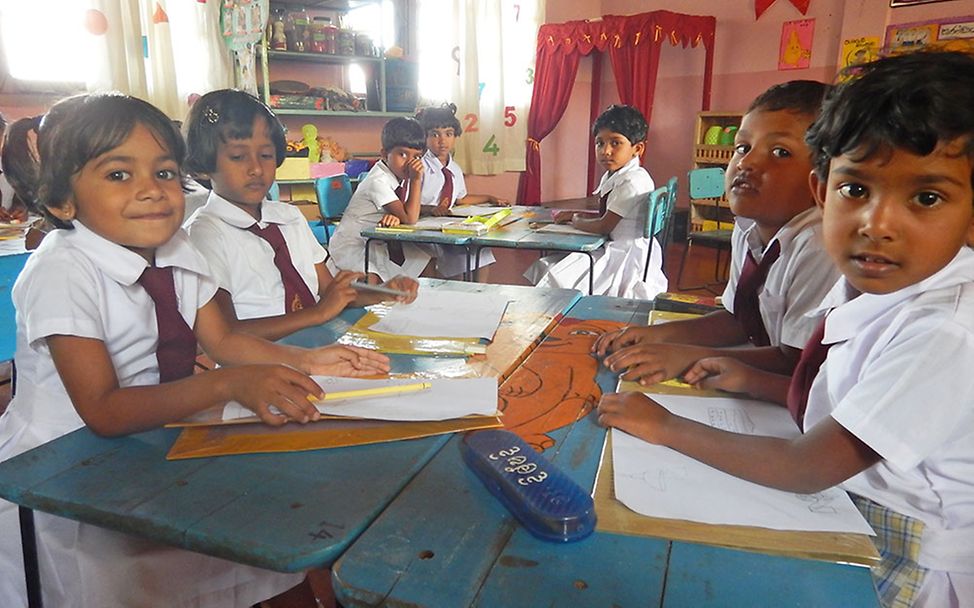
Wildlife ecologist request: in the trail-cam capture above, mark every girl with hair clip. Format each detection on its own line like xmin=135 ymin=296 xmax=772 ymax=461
xmin=0 ymin=93 xmax=389 ymax=608
xmin=184 ymin=89 xmax=417 ymax=341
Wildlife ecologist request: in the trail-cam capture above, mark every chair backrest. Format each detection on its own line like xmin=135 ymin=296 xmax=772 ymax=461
xmin=267 ymin=181 xmax=281 ymax=201
xmin=688 ymin=166 xmax=725 ymax=200
xmin=644 ymin=186 xmax=670 ymax=240
xmin=658 ymin=175 xmax=679 ymax=251
xmin=315 ymin=174 xmax=353 ymax=219
xmin=0 ymin=252 xmax=30 ymax=362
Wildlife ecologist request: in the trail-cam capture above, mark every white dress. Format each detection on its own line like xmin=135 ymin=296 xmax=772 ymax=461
xmin=418 ymin=150 xmax=495 ymax=278
xmin=0 ymin=222 xmax=303 ymax=608
xmin=186 ymin=192 xmax=327 ymax=320
xmin=525 ymin=157 xmax=667 ymax=299
xmin=804 ymin=248 xmax=974 ymax=607
xmin=327 ymin=161 xmax=431 ymax=281
xmin=721 ymin=207 xmax=842 ymax=348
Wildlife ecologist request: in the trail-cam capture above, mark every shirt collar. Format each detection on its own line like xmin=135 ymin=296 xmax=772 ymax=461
xmin=592 ymin=157 xmax=641 ymax=197
xmin=377 ymin=160 xmax=404 ymax=188
xmin=819 ymin=247 xmax=974 ymax=344
xmin=202 ymin=191 xmax=285 ymax=228
xmin=424 ymin=150 xmax=458 ymax=174
xmin=743 ymin=206 xmax=820 ymax=260
xmin=63 ymin=221 xmax=209 ymax=286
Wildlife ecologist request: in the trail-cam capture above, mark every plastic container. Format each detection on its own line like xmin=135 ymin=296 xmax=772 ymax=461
xmin=286 ymin=8 xmax=310 ymax=53
xmin=309 ymin=17 xmax=330 ymax=54
xmin=460 ymin=429 xmax=596 ymax=543
xmin=355 ymin=32 xmax=374 ymax=57
xmin=337 ymin=27 xmax=355 ymax=56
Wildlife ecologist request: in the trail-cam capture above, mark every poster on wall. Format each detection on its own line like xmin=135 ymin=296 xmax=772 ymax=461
xmin=891 ymin=0 xmax=955 ymax=7
xmin=885 ymin=15 xmax=974 ymax=55
xmin=779 ymin=19 xmax=814 ymax=70
xmin=837 ymin=36 xmax=880 ymax=81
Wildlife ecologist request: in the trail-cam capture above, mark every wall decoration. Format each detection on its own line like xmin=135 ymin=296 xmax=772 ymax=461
xmin=779 ymin=19 xmax=814 ymax=70
xmin=886 ymin=15 xmax=974 ymax=55
xmin=837 ymin=36 xmax=880 ymax=81
xmin=891 ymin=0 xmax=955 ymax=7
xmin=756 ymin=0 xmax=812 ymax=20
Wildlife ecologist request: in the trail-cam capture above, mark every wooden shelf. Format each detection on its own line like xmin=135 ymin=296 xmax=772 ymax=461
xmin=273 ymin=109 xmax=412 ymax=118
xmin=691 ymin=111 xmax=743 ymax=232
xmin=260 ymin=48 xmax=382 ymax=64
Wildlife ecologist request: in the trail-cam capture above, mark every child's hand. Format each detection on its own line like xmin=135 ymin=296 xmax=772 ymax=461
xmin=682 ymin=357 xmax=753 ymax=394
xmin=301 ymin=344 xmax=390 ymax=377
xmin=316 ymin=270 xmax=361 ymax=321
xmin=551 ymin=209 xmax=574 ymax=224
xmin=431 ymin=204 xmax=452 ymax=216
xmin=592 ymin=325 xmax=655 ymax=356
xmin=596 ymin=392 xmax=671 ymax=444
xmin=603 ymin=343 xmax=699 ymax=387
xmin=379 ymin=214 xmax=401 ymax=227
xmin=384 ymin=275 xmax=419 ymax=303
xmin=489 ymin=195 xmax=511 ymax=206
xmin=229 ymin=364 xmax=325 ymax=426
xmin=0 ymin=204 xmax=27 ymax=223
xmin=406 ymin=157 xmax=425 ymax=182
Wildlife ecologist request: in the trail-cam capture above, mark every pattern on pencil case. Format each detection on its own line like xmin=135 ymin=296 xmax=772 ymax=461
xmin=498 ymin=318 xmax=626 ymax=451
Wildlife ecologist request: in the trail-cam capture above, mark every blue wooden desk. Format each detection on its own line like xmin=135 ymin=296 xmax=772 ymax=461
xmin=331 ymin=294 xmax=881 ymax=607
xmin=0 ymin=281 xmax=579 ymax=605
xmin=361 ymin=226 xmax=473 ymax=279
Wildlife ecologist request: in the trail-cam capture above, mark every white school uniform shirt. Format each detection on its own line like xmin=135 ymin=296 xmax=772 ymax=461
xmin=328 ymin=160 xmax=431 ymax=281
xmin=804 ymin=247 xmax=974 ymax=607
xmin=721 ymin=207 xmax=841 ymax=348
xmin=418 ymin=150 xmax=494 ymax=277
xmin=186 ymin=191 xmax=327 ymax=320
xmin=0 ymin=173 xmax=16 ymax=210
xmin=526 ymin=157 xmax=666 ymax=299
xmin=0 ymin=222 xmax=302 ymax=607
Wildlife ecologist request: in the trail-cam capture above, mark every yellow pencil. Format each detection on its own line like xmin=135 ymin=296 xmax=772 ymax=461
xmin=309 ymin=382 xmax=433 ymax=404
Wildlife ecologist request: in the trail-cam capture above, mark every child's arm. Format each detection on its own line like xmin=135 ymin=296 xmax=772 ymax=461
xmin=603 ymin=342 xmax=800 ymax=388
xmin=457 ymin=194 xmax=510 ymax=206
xmin=381 ymin=158 xmax=424 ymax=225
xmin=682 ymin=357 xmax=792 ymax=405
xmin=593 ymin=310 xmax=749 ymax=356
xmin=569 ymin=210 xmax=622 ymax=236
xmin=349 ymin=273 xmax=419 ymax=306
xmin=597 ymin=392 xmax=880 ymax=493
xmin=47 ymin=334 xmax=325 ymax=436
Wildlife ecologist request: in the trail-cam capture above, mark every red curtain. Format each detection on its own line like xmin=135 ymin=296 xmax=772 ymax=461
xmin=517 ymin=11 xmax=716 ymax=204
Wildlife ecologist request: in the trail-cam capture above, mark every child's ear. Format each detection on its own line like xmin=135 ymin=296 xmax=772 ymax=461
xmin=633 ymin=141 xmax=646 ymax=157
xmin=809 ymin=170 xmax=827 ymax=210
xmin=48 ymin=199 xmax=76 ymax=223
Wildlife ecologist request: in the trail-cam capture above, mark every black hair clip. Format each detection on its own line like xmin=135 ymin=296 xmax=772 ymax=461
xmin=203 ymin=106 xmax=219 ymax=124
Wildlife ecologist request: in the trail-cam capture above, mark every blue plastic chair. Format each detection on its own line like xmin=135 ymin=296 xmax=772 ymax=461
xmin=314 ymin=175 xmax=353 ymax=245
xmin=676 ymin=167 xmax=733 ymax=292
xmin=0 ymin=252 xmax=29 ymax=363
xmin=642 ymin=176 xmax=679 ymax=282
xmin=267 ymin=181 xmax=281 ymax=201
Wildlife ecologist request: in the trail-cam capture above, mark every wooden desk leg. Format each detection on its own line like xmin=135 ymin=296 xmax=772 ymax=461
xmin=19 ymin=506 xmax=42 ymax=608
xmin=364 ymin=238 xmax=373 ymax=276
xmin=465 ymin=246 xmax=472 ymax=282
xmin=586 ymin=251 xmax=595 ymax=295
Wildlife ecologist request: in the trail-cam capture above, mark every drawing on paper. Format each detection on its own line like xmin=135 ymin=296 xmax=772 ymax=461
xmin=498 ymin=318 xmax=625 ymax=451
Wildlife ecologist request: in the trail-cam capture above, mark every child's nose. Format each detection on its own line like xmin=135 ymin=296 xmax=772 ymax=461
xmin=859 ymin=199 xmax=897 ymax=241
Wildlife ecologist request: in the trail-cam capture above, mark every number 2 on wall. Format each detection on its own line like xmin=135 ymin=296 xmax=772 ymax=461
xmin=463 ymin=113 xmax=479 ymax=133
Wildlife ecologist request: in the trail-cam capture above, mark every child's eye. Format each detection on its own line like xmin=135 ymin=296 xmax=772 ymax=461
xmin=733 ymin=143 xmax=750 ymax=155
xmin=771 ymin=147 xmax=792 ymax=158
xmin=838 ymin=183 xmax=868 ymax=199
xmin=156 ymin=169 xmax=178 ymax=180
xmin=229 ymin=155 xmax=244 ymax=162
xmin=106 ymin=170 xmax=130 ymax=181
xmin=914 ymin=191 xmax=943 ymax=207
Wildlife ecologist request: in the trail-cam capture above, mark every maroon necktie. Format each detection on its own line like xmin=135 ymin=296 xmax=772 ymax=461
xmin=247 ymin=223 xmax=316 ymax=312
xmin=138 ymin=266 xmax=197 ymax=383
xmin=786 ymin=316 xmax=830 ymax=427
xmin=439 ymin=167 xmax=454 ymax=207
xmin=388 ymin=182 xmax=407 ymax=266
xmin=734 ymin=240 xmax=781 ymax=346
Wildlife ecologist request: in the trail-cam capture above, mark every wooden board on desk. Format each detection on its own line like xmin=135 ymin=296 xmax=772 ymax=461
xmin=593 ymin=433 xmax=880 ymax=566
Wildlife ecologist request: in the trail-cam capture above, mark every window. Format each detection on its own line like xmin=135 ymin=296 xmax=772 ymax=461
xmin=0 ymin=0 xmax=89 ymax=88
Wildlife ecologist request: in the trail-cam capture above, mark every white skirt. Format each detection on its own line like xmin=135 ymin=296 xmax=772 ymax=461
xmin=524 ymin=236 xmax=668 ymax=299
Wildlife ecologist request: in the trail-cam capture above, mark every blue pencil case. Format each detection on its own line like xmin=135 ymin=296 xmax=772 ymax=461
xmin=460 ymin=429 xmax=596 ymax=543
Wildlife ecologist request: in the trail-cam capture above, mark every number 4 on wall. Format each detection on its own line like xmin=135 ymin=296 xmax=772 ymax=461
xmin=482 ymin=134 xmax=500 ymax=156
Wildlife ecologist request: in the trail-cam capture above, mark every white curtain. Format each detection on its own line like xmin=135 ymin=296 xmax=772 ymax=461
xmin=85 ymin=0 xmax=234 ymax=119
xmin=417 ymin=0 xmax=542 ymax=175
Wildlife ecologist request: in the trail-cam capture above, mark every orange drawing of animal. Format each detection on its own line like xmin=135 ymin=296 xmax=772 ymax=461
xmin=498 ymin=318 xmax=625 ymax=451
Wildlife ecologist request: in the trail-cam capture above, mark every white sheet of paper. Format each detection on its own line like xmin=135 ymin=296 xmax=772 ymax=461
xmin=612 ymin=394 xmax=874 ymax=535
xmin=222 ymin=376 xmax=498 ymax=422
xmin=370 ymin=290 xmax=510 ymax=339
xmin=536 ymin=223 xmax=594 ymax=236
xmin=411 ymin=216 xmax=458 ymax=230
xmin=448 ymin=205 xmax=511 ymax=217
